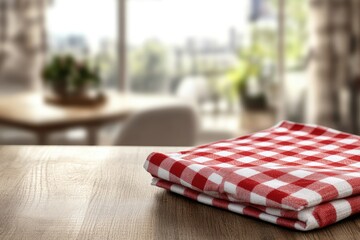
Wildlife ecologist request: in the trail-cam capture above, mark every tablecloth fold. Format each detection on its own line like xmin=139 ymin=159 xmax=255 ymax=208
xmin=144 ymin=121 xmax=360 ymax=230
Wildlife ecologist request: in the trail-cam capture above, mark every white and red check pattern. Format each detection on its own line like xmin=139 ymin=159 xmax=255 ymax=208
xmin=144 ymin=121 xmax=360 ymax=231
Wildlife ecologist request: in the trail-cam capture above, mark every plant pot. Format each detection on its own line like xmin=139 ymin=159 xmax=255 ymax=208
xmin=44 ymin=82 xmax=105 ymax=106
xmin=239 ymin=87 xmax=268 ymax=111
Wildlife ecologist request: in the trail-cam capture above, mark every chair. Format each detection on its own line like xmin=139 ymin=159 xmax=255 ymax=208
xmin=114 ymin=104 xmax=199 ymax=146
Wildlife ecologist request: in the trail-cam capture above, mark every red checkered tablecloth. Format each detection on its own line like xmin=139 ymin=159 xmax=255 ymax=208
xmin=144 ymin=121 xmax=360 ymax=231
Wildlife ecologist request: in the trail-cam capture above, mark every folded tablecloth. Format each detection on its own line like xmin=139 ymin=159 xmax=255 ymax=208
xmin=144 ymin=121 xmax=360 ymax=231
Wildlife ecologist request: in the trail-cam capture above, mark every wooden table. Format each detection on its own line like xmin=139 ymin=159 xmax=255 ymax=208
xmin=0 ymin=146 xmax=358 ymax=240
xmin=0 ymin=91 xmax=182 ymax=145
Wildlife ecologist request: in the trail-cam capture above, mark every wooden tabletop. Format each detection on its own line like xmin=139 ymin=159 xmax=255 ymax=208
xmin=0 ymin=91 xmax=182 ymax=131
xmin=0 ymin=146 xmax=358 ymax=240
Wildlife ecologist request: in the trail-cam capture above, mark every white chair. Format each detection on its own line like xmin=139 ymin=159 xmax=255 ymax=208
xmin=114 ymin=104 xmax=199 ymax=146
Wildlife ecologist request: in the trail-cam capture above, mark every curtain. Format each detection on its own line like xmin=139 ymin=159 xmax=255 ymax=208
xmin=307 ymin=0 xmax=360 ymax=133
xmin=0 ymin=0 xmax=47 ymax=91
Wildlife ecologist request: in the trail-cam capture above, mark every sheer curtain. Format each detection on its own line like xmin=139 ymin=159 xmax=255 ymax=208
xmin=0 ymin=0 xmax=47 ymax=92
xmin=307 ymin=0 xmax=360 ymax=133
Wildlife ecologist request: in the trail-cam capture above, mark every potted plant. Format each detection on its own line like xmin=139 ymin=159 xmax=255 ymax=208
xmin=42 ymin=55 xmax=103 ymax=105
xmin=225 ymin=43 xmax=269 ymax=110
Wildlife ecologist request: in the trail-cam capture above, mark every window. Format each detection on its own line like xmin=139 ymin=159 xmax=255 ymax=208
xmin=46 ymin=0 xmax=309 ymax=134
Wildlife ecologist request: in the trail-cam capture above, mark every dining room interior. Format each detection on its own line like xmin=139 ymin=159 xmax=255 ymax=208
xmin=0 ymin=1 xmax=360 ymax=238
xmin=0 ymin=0 xmax=359 ymax=147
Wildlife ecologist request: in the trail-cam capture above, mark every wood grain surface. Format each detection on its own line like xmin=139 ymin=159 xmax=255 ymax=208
xmin=0 ymin=146 xmax=358 ymax=240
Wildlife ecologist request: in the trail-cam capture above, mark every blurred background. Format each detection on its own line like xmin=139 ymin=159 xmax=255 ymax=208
xmin=0 ymin=0 xmax=359 ymax=146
